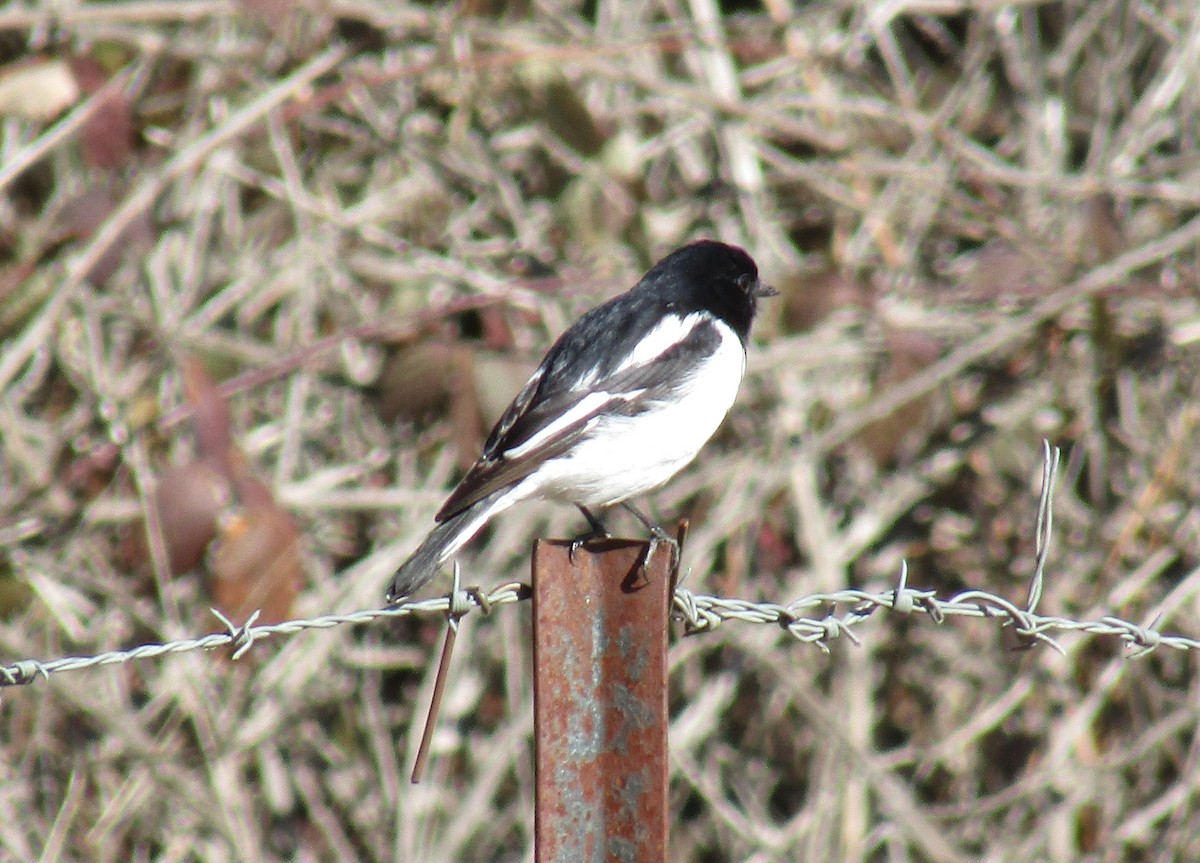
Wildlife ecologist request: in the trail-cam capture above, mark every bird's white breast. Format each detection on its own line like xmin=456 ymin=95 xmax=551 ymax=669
xmin=518 ymin=319 xmax=747 ymax=507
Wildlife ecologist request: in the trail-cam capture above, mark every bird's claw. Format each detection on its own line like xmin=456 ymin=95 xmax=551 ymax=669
xmin=648 ymin=524 xmax=673 ymax=544
xmin=641 ymin=530 xmax=679 ymax=575
xmin=568 ymin=527 xmax=610 ymax=564
xmin=569 ymin=504 xmax=612 ymax=563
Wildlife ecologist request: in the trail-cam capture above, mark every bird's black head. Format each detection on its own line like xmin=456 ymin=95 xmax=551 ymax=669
xmin=641 ymin=240 xmax=775 ymax=342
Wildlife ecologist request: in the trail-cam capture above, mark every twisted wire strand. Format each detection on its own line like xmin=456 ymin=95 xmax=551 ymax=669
xmin=1 ymin=574 xmax=1191 ymax=689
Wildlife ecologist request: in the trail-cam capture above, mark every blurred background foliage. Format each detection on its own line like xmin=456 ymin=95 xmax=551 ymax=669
xmin=2 ymin=1 xmax=1200 ymax=860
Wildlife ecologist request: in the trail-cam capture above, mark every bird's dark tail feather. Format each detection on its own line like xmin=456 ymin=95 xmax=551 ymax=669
xmin=386 ymin=489 xmax=514 ymax=602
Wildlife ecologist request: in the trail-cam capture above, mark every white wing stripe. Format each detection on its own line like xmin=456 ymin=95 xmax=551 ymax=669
xmin=503 ymin=389 xmax=643 ymax=459
xmin=612 ymin=311 xmax=705 ymax=375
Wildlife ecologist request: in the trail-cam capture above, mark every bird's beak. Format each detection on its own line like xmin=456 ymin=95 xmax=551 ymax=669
xmin=753 ymin=280 xmax=779 ymax=299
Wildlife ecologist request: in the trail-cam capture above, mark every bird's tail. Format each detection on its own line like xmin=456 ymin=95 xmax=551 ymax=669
xmin=386 ymin=489 xmax=515 ymax=602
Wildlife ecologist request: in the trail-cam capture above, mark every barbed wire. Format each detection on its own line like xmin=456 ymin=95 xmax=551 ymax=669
xmin=2 ymin=443 xmax=1195 ymax=690
xmin=2 ymin=569 xmax=1191 ymax=690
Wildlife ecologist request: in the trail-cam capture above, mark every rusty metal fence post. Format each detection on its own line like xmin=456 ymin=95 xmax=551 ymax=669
xmin=532 ymin=537 xmax=675 ymax=862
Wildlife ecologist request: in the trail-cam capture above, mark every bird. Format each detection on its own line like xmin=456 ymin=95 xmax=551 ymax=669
xmin=386 ymin=240 xmax=775 ymax=602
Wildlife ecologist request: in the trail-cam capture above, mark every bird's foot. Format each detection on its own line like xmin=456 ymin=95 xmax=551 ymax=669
xmin=641 ymin=527 xmax=679 ymax=576
xmin=621 ymin=502 xmax=679 ymax=574
xmin=569 ymin=505 xmax=611 ymax=563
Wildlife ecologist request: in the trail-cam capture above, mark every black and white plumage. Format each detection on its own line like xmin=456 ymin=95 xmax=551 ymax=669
xmin=386 ymin=240 xmax=775 ymax=601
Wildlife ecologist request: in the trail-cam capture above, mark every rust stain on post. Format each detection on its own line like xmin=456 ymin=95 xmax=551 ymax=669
xmin=532 ymin=538 xmax=674 ymax=863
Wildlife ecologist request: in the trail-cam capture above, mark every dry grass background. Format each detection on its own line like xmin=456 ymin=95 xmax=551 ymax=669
xmin=2 ymin=0 xmax=1200 ymax=860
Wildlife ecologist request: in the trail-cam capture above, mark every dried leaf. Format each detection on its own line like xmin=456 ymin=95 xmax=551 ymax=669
xmin=209 ymin=502 xmax=302 ymax=626
xmin=954 ymin=241 xmax=1043 ymax=300
xmin=377 ymin=340 xmax=467 ymax=425
xmin=65 ymin=56 xmax=136 ymax=169
xmin=179 ymin=355 xmax=234 ymax=466
xmin=858 ymin=328 xmax=943 ymax=465
xmin=0 ymin=58 xmax=79 ymax=121
xmin=153 ymin=459 xmax=232 ymax=574
xmin=59 ymin=187 xmax=155 ymax=285
xmin=779 ymin=265 xmax=869 ymax=333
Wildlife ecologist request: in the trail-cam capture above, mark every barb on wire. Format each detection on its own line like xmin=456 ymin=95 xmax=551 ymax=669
xmin=1026 ymin=440 xmax=1061 ymax=615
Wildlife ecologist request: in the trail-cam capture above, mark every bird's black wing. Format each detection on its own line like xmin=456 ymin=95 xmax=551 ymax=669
xmin=434 ymin=314 xmax=722 ymax=522
xmin=481 ymin=290 xmax=665 ymax=452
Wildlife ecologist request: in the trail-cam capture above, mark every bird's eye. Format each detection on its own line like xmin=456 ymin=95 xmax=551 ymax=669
xmin=735 ymin=274 xmax=755 ymax=290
